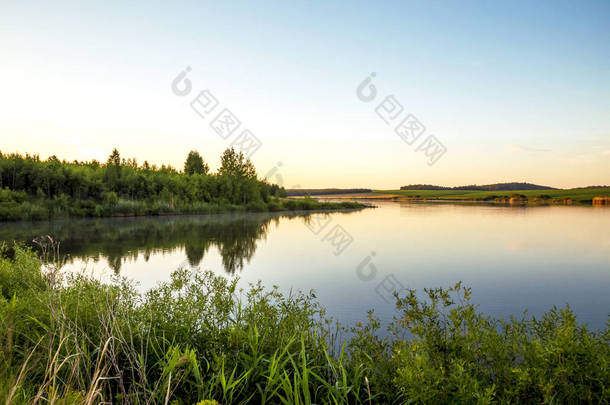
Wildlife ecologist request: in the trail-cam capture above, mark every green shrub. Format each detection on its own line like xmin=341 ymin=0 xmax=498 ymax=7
xmin=267 ymin=200 xmax=283 ymax=212
xmin=102 ymin=191 xmax=119 ymax=206
xmin=246 ymin=201 xmax=268 ymax=212
xmin=0 ymin=188 xmax=28 ymax=203
xmin=2 ymin=247 xmax=605 ymax=404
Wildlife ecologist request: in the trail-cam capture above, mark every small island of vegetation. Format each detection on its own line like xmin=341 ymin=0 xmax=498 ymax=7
xmin=0 ymin=149 xmax=365 ymax=221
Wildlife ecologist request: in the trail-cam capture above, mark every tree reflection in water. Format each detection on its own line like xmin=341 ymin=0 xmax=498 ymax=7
xmin=0 ymin=212 xmax=355 ymax=275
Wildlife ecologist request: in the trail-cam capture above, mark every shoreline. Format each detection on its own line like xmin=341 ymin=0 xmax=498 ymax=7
xmin=304 ymin=190 xmax=610 ymax=206
xmin=0 ymin=199 xmax=372 ymax=222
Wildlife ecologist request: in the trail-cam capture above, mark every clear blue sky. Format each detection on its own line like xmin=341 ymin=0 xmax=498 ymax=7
xmin=1 ymin=0 xmax=609 ymax=188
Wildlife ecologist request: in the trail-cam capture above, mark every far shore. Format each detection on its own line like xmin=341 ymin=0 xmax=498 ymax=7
xmin=299 ymin=188 xmax=610 ymax=206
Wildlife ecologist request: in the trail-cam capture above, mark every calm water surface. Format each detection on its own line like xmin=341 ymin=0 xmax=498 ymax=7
xmin=2 ymin=202 xmax=609 ymax=329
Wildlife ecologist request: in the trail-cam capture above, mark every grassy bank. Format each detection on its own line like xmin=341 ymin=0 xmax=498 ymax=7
xmin=0 ymin=193 xmax=366 ymax=221
xmin=1 ymin=246 xmax=608 ymax=404
xmin=369 ymin=188 xmax=610 ymax=205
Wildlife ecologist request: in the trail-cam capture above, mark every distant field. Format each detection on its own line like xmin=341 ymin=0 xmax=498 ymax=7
xmin=286 ymin=188 xmax=372 ymax=196
xmin=373 ymin=188 xmax=610 ymax=202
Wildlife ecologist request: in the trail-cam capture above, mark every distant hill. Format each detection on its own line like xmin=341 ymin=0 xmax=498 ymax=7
xmin=400 ymin=182 xmax=556 ymax=191
xmin=286 ymin=188 xmax=372 ymax=196
xmin=569 ymin=185 xmax=610 ymax=190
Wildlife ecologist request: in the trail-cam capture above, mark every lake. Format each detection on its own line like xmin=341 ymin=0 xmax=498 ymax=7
xmin=1 ymin=201 xmax=609 ymax=330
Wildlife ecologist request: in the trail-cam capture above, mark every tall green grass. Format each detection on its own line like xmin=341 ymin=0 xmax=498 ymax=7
xmin=1 ymin=243 xmax=608 ymax=404
xmin=0 ymin=193 xmax=367 ymax=221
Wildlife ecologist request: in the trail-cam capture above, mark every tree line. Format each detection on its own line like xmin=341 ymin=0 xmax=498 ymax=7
xmin=0 ymin=148 xmax=288 ymax=220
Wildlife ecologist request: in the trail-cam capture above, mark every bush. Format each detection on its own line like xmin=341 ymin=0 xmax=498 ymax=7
xmin=24 ymin=202 xmax=49 ymax=220
xmin=267 ymin=199 xmax=283 ymax=212
xmin=102 ymin=191 xmax=119 ymax=206
xmin=246 ymin=201 xmax=268 ymax=212
xmin=0 ymin=188 xmax=27 ymax=203
xmin=3 ymin=247 xmax=604 ymax=403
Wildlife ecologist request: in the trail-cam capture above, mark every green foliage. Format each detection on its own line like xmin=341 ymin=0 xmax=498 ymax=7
xmin=185 ymin=151 xmax=209 ymax=176
xmin=4 ymin=248 xmax=604 ymax=403
xmin=218 ymin=148 xmax=256 ymax=179
xmin=0 ymin=150 xmax=365 ymax=220
xmin=102 ymin=191 xmax=119 ymax=206
xmin=350 ymin=283 xmax=610 ymax=404
xmin=0 ymin=149 xmax=365 ymax=221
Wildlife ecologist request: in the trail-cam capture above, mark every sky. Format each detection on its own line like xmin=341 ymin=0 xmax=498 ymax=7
xmin=1 ymin=0 xmax=609 ymax=189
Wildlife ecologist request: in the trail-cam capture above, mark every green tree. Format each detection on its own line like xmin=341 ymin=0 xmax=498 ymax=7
xmin=184 ymin=151 xmax=209 ymax=175
xmin=218 ymin=148 xmax=256 ymax=179
xmin=105 ymin=148 xmax=122 ymax=192
xmin=0 ymin=148 xmax=315 ymax=220
xmin=106 ymin=148 xmax=121 ymax=167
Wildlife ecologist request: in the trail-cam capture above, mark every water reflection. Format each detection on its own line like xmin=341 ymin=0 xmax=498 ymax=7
xmin=0 ymin=212 xmax=352 ymax=274
xmin=1 ymin=203 xmax=608 ymax=330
